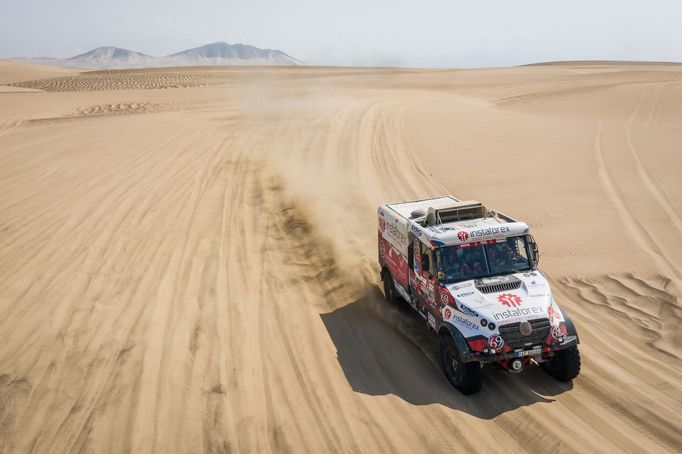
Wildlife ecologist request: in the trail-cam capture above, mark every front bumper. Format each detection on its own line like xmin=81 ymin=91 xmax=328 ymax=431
xmin=463 ymin=335 xmax=579 ymax=363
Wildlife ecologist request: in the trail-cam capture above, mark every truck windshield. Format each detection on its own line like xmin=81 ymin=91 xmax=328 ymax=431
xmin=435 ymin=236 xmax=532 ymax=284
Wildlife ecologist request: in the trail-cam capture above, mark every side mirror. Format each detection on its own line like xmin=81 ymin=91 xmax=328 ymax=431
xmin=421 ymin=254 xmax=430 ymax=273
xmin=529 ymin=236 xmax=540 ymax=265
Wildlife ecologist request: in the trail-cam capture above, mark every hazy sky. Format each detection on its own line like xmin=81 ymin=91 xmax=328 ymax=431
xmin=1 ymin=0 xmax=681 ymax=67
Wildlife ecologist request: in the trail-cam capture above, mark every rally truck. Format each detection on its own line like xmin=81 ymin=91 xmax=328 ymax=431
xmin=378 ymin=196 xmax=580 ymax=394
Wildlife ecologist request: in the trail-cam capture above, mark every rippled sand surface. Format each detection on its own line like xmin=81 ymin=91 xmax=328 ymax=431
xmin=1 ymin=60 xmax=681 ymax=453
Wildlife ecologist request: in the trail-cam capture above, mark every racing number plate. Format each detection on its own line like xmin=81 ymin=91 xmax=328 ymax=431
xmin=514 ymin=348 xmax=541 ymax=357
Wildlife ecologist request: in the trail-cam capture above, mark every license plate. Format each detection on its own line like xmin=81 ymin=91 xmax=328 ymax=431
xmin=514 ymin=348 xmax=541 ymax=357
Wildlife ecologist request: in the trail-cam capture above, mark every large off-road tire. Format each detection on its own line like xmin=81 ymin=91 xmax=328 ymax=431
xmin=382 ymin=270 xmax=399 ymax=304
xmin=440 ymin=335 xmax=482 ymax=395
xmin=542 ymin=346 xmax=581 ymax=382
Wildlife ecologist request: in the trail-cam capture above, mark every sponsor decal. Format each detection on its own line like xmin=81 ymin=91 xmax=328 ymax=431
xmin=386 ymin=222 xmax=407 ymax=246
xmin=498 ymin=293 xmax=522 ymax=308
xmin=460 ymin=303 xmax=479 ymax=318
xmin=381 ymin=241 xmax=409 ymax=287
xmin=453 ymin=283 xmax=472 ymax=290
xmin=488 ymin=335 xmax=504 ymax=349
xmin=427 ymin=312 xmax=437 ymax=330
xmin=444 ymin=307 xmax=452 ymax=319
xmin=547 ymin=304 xmax=561 ymax=323
xmin=550 ymin=325 xmax=562 ymax=340
xmin=451 ymin=314 xmax=479 ymax=331
xmin=469 ymin=225 xmax=511 ymax=239
xmin=410 ymin=224 xmax=423 ymax=237
xmin=440 ymin=292 xmax=449 ymax=305
xmin=424 ymin=281 xmax=435 ymax=304
xmin=457 ymin=231 xmax=469 ymax=242
xmin=492 ymin=306 xmax=544 ymax=321
xmin=456 ymin=291 xmax=475 ymax=298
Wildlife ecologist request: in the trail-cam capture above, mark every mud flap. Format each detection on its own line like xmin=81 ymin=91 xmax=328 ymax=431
xmin=563 ymin=311 xmax=580 ymax=343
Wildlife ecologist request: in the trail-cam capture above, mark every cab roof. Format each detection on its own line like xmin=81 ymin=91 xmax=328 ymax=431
xmin=384 ymin=196 xmax=530 ymax=247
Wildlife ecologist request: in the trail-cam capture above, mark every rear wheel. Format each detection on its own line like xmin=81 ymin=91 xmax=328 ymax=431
xmin=440 ymin=335 xmax=481 ymax=394
xmin=542 ymin=346 xmax=581 ymax=381
xmin=382 ymin=270 xmax=399 ymax=304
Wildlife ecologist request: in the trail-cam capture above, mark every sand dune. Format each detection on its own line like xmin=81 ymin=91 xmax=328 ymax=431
xmin=0 ymin=60 xmax=680 ymax=453
xmin=0 ymin=60 xmax=77 ymax=85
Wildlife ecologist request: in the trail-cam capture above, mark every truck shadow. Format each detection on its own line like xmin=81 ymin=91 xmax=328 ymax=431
xmin=320 ymin=285 xmax=573 ymax=419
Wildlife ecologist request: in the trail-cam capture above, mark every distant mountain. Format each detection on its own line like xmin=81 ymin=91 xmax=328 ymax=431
xmin=14 ymin=42 xmax=301 ymax=69
xmin=166 ymin=42 xmax=300 ymax=66
xmin=67 ymin=46 xmax=155 ymax=67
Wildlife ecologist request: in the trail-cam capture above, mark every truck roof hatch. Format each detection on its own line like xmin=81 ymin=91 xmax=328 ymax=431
xmin=424 ymin=201 xmax=487 ymax=226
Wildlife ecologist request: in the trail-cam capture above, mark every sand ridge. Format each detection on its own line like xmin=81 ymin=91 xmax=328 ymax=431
xmin=0 ymin=60 xmax=681 ymax=453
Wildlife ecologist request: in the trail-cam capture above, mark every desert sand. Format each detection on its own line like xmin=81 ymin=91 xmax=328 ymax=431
xmin=0 ymin=61 xmax=681 ymax=453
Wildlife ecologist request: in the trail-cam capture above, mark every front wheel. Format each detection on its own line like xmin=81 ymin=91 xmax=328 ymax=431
xmin=440 ymin=335 xmax=481 ymax=394
xmin=541 ymin=346 xmax=581 ymax=382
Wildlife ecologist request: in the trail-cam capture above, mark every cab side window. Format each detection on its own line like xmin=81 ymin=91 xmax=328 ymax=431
xmin=413 ymin=239 xmax=421 ymax=271
xmin=421 ymin=243 xmax=434 ymax=276
xmin=408 ymin=239 xmax=415 ymax=268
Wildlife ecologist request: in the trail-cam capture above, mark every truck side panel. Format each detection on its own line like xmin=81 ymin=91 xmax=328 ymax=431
xmin=379 ymin=232 xmax=409 ymax=288
xmin=378 ymin=207 xmax=410 ymax=289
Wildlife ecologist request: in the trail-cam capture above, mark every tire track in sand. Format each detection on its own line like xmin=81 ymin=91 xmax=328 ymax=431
xmin=594 ymin=122 xmax=682 ymax=286
xmin=624 ymin=87 xmax=682 ymax=235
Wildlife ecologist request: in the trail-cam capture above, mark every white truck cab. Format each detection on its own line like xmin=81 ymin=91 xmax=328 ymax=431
xmin=378 ymin=196 xmax=580 ymax=394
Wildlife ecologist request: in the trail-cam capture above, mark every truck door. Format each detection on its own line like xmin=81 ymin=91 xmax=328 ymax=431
xmin=414 ymin=241 xmax=438 ymax=312
xmin=411 ymin=238 xmax=420 ymax=276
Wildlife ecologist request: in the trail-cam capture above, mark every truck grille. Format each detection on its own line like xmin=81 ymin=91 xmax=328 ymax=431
xmin=498 ymin=318 xmax=550 ymax=349
xmin=476 ymin=281 xmax=522 ymax=294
